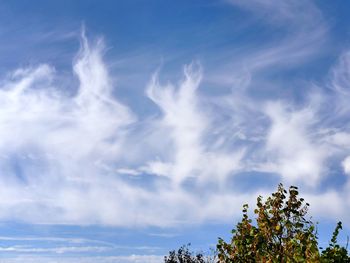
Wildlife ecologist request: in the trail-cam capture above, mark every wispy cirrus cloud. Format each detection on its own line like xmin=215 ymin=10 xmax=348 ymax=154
xmin=0 ymin=28 xmax=349 ymax=228
xmin=207 ymin=0 xmax=327 ymax=89
xmin=0 ymin=0 xmax=349 ymax=233
xmin=145 ymin=63 xmax=244 ymax=185
xmin=0 ymin=255 xmax=163 ymax=263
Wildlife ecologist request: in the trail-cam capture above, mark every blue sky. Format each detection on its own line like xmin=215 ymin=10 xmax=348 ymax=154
xmin=0 ymin=0 xmax=350 ymax=262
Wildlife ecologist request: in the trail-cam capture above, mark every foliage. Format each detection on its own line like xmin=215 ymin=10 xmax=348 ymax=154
xmin=216 ymin=184 xmax=336 ymax=262
xmin=164 ymin=243 xmax=214 ymax=263
xmin=166 ymin=184 xmax=350 ymax=262
xmin=321 ymin=222 xmax=350 ymax=262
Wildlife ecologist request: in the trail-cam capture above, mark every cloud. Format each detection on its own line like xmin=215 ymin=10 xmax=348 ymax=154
xmin=330 ymin=52 xmax=350 ymax=95
xmin=263 ymin=101 xmax=327 ymax=185
xmin=0 ymin=2 xmax=349 ymax=229
xmin=0 ymin=245 xmax=111 ymax=254
xmin=342 ymin=156 xmax=350 ymax=175
xmin=0 ymin=255 xmax=163 ymax=263
xmin=0 ymin=32 xmax=345 ymax=227
xmin=146 ymin=63 xmax=207 ymax=184
xmin=206 ymin=0 xmax=327 ymax=89
xmin=145 ymin=63 xmax=245 ymax=186
xmin=0 ymin=236 xmax=115 ymax=246
xmin=0 ymin=32 xmax=138 ymax=225
xmin=226 ymin=0 xmax=322 ymax=25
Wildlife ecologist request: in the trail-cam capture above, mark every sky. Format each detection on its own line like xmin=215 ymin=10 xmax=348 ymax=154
xmin=0 ymin=0 xmax=350 ymax=262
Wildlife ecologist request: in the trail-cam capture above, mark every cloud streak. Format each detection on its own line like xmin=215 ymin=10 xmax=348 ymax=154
xmin=0 ymin=255 xmax=163 ymax=263
xmin=0 ymin=1 xmax=349 ymax=231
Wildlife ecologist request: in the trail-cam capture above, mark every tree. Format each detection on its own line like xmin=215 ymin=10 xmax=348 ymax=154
xmin=166 ymin=184 xmax=350 ymax=262
xmin=321 ymin=221 xmax=350 ymax=262
xmin=164 ymin=243 xmax=213 ymax=263
xmin=217 ymin=184 xmax=321 ymax=262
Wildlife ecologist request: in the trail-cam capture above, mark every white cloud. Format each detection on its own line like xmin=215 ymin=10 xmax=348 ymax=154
xmin=0 ymin=236 xmax=114 ymax=246
xmin=342 ymin=156 xmax=350 ymax=175
xmin=0 ymin=36 xmax=339 ymax=227
xmin=0 ymin=21 xmax=349 ymax=229
xmin=0 ymin=32 xmax=138 ymax=225
xmin=146 ymin=63 xmax=207 ymax=184
xmin=0 ymin=245 xmax=111 ymax=254
xmin=145 ymin=63 xmax=245 ymax=186
xmin=330 ymin=51 xmax=350 ymax=96
xmin=206 ymin=0 xmax=327 ymax=90
xmin=226 ymin=0 xmax=322 ymax=28
xmin=0 ymin=255 xmax=163 ymax=263
xmin=329 ymin=51 xmax=350 ymax=115
xmin=263 ymin=102 xmax=327 ymax=185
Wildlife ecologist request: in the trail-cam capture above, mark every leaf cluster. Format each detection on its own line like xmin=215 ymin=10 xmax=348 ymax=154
xmin=217 ymin=184 xmax=349 ymax=262
xmin=165 ymin=184 xmax=350 ymax=263
xmin=164 ymin=243 xmax=210 ymax=263
xmin=320 ymin=222 xmax=350 ymax=262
